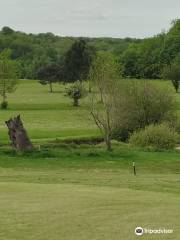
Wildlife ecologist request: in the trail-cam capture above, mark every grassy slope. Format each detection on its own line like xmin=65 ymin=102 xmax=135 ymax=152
xmin=0 ymin=80 xmax=180 ymax=239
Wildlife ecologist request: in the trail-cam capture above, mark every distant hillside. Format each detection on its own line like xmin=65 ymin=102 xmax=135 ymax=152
xmin=0 ymin=26 xmax=140 ymax=79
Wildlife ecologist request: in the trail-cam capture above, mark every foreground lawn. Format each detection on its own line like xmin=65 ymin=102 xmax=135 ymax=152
xmin=0 ymin=182 xmax=179 ymax=240
xmin=0 ymin=144 xmax=180 ymax=239
xmin=0 ymin=79 xmax=180 ymax=239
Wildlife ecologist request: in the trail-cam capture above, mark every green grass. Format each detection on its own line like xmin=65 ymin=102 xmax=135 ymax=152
xmin=0 ymin=79 xmax=180 ymax=239
xmin=0 ymin=144 xmax=180 ymax=239
xmin=0 ymin=80 xmax=99 ymax=143
xmin=0 ymin=182 xmax=179 ymax=240
xmin=0 ymin=79 xmax=178 ymax=143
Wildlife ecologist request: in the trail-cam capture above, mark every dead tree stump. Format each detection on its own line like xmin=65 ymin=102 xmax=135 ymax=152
xmin=5 ymin=115 xmax=33 ymax=151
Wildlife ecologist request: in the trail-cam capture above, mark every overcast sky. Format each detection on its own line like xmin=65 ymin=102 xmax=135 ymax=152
xmin=0 ymin=0 xmax=179 ymax=38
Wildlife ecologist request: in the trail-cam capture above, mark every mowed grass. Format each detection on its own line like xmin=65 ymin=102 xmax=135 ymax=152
xmin=0 ymin=183 xmax=179 ymax=240
xmin=0 ymin=80 xmax=99 ymax=143
xmin=0 ymin=79 xmax=180 ymax=239
xmin=0 ymin=79 xmax=178 ymax=143
xmin=0 ymin=79 xmax=179 ymax=143
xmin=0 ymin=144 xmax=180 ymax=239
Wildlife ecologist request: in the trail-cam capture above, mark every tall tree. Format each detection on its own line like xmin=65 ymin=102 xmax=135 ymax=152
xmin=89 ymin=52 xmax=120 ymax=151
xmin=63 ymin=39 xmax=96 ymax=83
xmin=0 ymin=49 xmax=19 ymax=109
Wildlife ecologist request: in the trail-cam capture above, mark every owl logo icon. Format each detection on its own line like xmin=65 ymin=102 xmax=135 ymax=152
xmin=135 ymin=227 xmax=144 ymax=236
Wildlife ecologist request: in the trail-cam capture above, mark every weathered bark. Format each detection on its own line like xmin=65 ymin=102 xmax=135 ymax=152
xmin=5 ymin=115 xmax=33 ymax=151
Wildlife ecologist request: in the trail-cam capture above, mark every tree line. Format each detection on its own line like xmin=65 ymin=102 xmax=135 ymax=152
xmin=0 ymin=20 xmax=179 ymax=90
xmin=0 ymin=26 xmax=138 ymax=80
xmin=120 ymin=19 xmax=180 ymax=80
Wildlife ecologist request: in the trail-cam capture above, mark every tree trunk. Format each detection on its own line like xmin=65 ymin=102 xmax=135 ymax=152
xmin=73 ymin=97 xmax=79 ymax=107
xmin=5 ymin=115 xmax=33 ymax=151
xmin=3 ymin=92 xmax=6 ymax=103
xmin=88 ymin=80 xmax=92 ymax=93
xmin=100 ymin=89 xmax=103 ymax=103
xmin=105 ymin=134 xmax=112 ymax=151
xmin=49 ymin=81 xmax=53 ymax=93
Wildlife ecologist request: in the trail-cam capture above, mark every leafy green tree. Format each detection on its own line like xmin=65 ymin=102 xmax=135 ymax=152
xmin=37 ymin=63 xmax=62 ymax=93
xmin=63 ymin=39 xmax=96 ymax=82
xmin=162 ymin=61 xmax=180 ymax=92
xmin=162 ymin=19 xmax=180 ymax=65
xmin=1 ymin=26 xmax=14 ymax=35
xmin=66 ymin=81 xmax=86 ymax=106
xmin=120 ymin=44 xmax=141 ymax=78
xmin=89 ymin=52 xmax=120 ymax=151
xmin=0 ymin=50 xmax=19 ymax=109
xmin=121 ymin=35 xmax=164 ymax=79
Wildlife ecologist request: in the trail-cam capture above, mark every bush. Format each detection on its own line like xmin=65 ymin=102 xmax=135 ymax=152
xmin=129 ymin=123 xmax=178 ymax=150
xmin=112 ymin=81 xmax=176 ymax=141
xmin=1 ymin=101 xmax=8 ymax=109
xmin=66 ymin=81 xmax=86 ymax=106
xmin=112 ymin=127 xmax=131 ymax=142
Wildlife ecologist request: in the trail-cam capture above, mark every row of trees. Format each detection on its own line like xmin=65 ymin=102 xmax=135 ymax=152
xmin=0 ymin=20 xmax=179 ymax=95
xmin=0 ymin=26 xmax=136 ymax=80
xmin=37 ymin=19 xmax=180 ymax=94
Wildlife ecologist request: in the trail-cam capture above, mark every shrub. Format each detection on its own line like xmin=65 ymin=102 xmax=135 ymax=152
xmin=129 ymin=123 xmax=178 ymax=150
xmin=66 ymin=81 xmax=86 ymax=106
xmin=112 ymin=81 xmax=176 ymax=141
xmin=1 ymin=101 xmax=8 ymax=109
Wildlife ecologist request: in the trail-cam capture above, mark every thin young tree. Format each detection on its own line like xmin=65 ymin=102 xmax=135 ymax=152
xmin=0 ymin=49 xmax=19 ymax=109
xmin=89 ymin=52 xmax=120 ymax=151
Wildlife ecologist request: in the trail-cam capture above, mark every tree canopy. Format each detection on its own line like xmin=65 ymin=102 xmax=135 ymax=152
xmin=0 ymin=27 xmax=136 ymax=80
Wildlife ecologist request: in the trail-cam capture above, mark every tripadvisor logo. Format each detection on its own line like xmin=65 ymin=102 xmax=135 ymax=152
xmin=135 ymin=227 xmax=143 ymax=236
xmin=135 ymin=226 xmax=173 ymax=236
